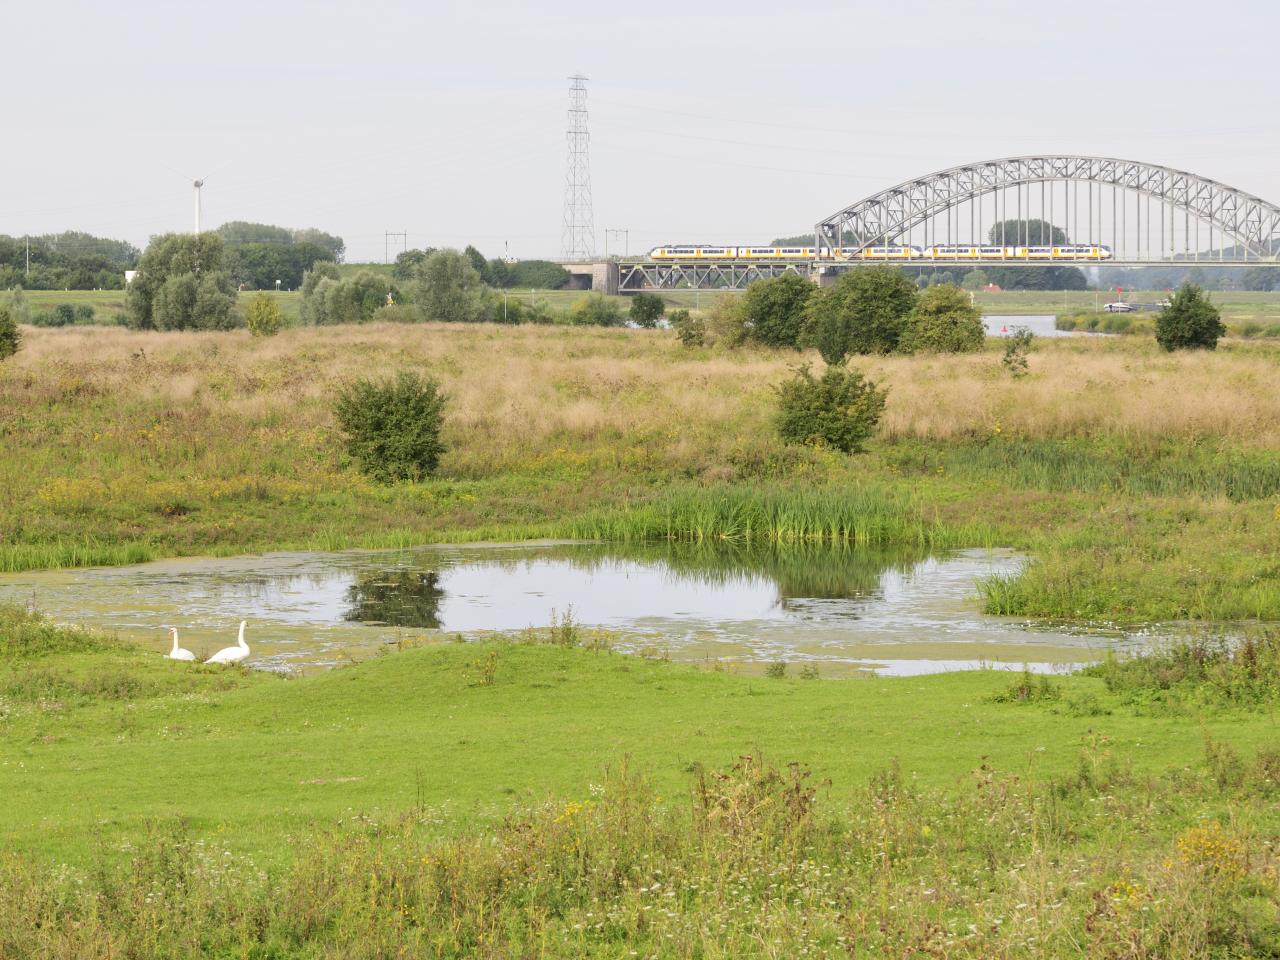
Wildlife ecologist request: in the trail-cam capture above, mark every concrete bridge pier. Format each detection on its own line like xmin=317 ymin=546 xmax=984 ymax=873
xmin=561 ymin=260 xmax=619 ymax=295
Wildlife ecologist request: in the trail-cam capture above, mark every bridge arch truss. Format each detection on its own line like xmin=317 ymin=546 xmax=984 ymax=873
xmin=816 ymin=156 xmax=1280 ymax=263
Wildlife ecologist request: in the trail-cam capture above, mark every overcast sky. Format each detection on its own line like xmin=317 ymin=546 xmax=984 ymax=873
xmin=5 ymin=0 xmax=1277 ymax=262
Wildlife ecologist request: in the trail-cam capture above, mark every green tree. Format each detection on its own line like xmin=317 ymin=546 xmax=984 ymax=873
xmin=0 ymin=301 xmax=20 ymax=360
xmin=125 ymin=233 xmax=238 ymax=331
xmin=412 ymin=249 xmax=489 ymax=323
xmin=392 ymin=249 xmax=434 ymax=280
xmin=1155 ymin=282 xmax=1225 ymax=351
xmin=0 ymin=232 xmax=139 ymax=291
xmin=628 ymin=292 xmax=665 ymax=328
xmin=485 ymin=258 xmax=512 ymax=289
xmin=961 ymin=268 xmax=990 ymax=290
xmin=299 ymin=262 xmax=342 ymax=324
xmin=463 ymin=245 xmax=488 ymax=278
xmin=669 ymin=308 xmax=704 ymax=347
xmin=215 ymin=221 xmax=293 ymax=246
xmin=801 ymin=267 xmax=917 ymax=363
xmin=775 ymin=364 xmax=887 ymax=454
xmin=741 ymin=273 xmax=814 ymax=348
xmin=334 ymin=371 xmax=447 ymax=482
xmin=898 ymin=285 xmax=984 ymax=353
xmin=7 ymin=286 xmax=30 ymax=325
xmin=292 ymin=228 xmax=345 ymax=262
xmin=506 ymin=260 xmax=571 ymax=289
xmin=980 ymin=220 xmax=1087 ymax=291
xmin=245 ymin=293 xmax=284 ymax=337
xmin=987 ymin=219 xmax=1067 ymax=246
xmin=985 ymin=265 xmax=1088 ymax=291
xmin=313 ymin=271 xmax=396 ymax=326
xmin=704 ymin=294 xmax=749 ymax=347
xmin=570 ymin=292 xmax=624 ymax=327
xmin=1241 ymin=266 xmax=1279 ymax=292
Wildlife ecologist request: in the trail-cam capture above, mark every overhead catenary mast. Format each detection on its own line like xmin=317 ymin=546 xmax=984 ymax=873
xmin=561 ymin=75 xmax=595 ymax=259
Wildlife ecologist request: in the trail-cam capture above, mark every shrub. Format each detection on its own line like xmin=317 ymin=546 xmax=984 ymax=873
xmin=523 ymin=298 xmax=559 ymax=325
xmin=764 ymin=661 xmax=787 ymax=679
xmin=1238 ymin=321 xmax=1264 ymax=339
xmin=1102 ymin=314 xmax=1132 ymax=334
xmin=669 ymin=308 xmax=704 ymax=347
xmin=704 ymin=294 xmax=748 ymax=347
xmin=1085 ymin=631 xmax=1280 ymax=709
xmin=0 ymin=604 xmax=105 ymax=658
xmin=801 ymin=267 xmax=917 ymax=363
xmin=370 ymin=303 xmax=422 ymax=324
xmin=1055 ymin=315 xmax=1078 ymax=331
xmin=7 ymin=286 xmax=30 ymax=325
xmin=628 ymin=292 xmax=665 ymax=328
xmin=774 ymin=363 xmax=887 ymax=454
xmin=299 ymin=261 xmax=342 ymax=324
xmin=333 ymin=371 xmax=447 ymax=482
xmin=898 ymin=284 xmax=984 ymax=353
xmin=1156 ymin=282 xmax=1225 ymax=351
xmin=570 ymin=292 xmax=624 ymax=327
xmin=307 ymin=271 xmax=399 ymax=326
xmin=245 ymin=293 xmax=284 ymax=337
xmin=0 ymin=302 xmax=19 ymax=359
xmin=489 ymin=295 xmax=526 ymax=325
xmin=740 ymin=272 xmax=814 ymax=348
xmin=988 ymin=669 xmax=1061 ymax=703
xmin=74 ymin=304 xmax=94 ymax=324
xmin=32 ymin=304 xmax=76 ymax=327
xmin=1001 ymin=328 xmax=1033 ymax=377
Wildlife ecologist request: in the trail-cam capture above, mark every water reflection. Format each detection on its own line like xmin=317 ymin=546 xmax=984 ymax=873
xmin=344 ymin=570 xmax=444 ymax=628
xmin=0 ymin=542 xmax=1164 ymax=675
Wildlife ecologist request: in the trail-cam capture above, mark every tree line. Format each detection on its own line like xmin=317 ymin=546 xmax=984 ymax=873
xmin=0 ymin=232 xmax=140 ymax=290
xmin=119 ymin=235 xmax=586 ymax=332
xmin=214 ymin=222 xmax=345 ymax=291
xmin=392 ymin=245 xmax=570 ymax=290
xmin=675 ymin=269 xmax=985 ymax=360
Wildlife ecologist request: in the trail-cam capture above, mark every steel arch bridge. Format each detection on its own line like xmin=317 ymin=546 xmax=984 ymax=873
xmin=815 ymin=155 xmax=1280 ymax=264
xmin=613 ymin=155 xmax=1280 ymax=291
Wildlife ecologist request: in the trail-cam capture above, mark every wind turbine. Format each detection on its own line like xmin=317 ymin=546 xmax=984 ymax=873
xmin=192 ymin=176 xmax=208 ymax=234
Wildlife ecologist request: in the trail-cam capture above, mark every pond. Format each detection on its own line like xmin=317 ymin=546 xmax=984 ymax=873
xmin=0 ymin=543 xmax=1164 ymax=676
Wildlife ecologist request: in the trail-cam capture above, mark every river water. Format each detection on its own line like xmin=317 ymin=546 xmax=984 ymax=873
xmin=0 ymin=543 xmax=1169 ymax=676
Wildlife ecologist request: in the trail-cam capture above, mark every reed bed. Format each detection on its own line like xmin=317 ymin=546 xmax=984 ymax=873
xmin=565 ymin=484 xmax=992 ymax=548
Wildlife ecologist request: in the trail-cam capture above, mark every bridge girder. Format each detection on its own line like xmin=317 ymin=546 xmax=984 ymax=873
xmin=815 ymin=156 xmax=1280 ymax=261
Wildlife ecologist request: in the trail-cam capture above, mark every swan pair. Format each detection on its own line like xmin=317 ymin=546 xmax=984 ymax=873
xmin=167 ymin=621 xmax=250 ymax=665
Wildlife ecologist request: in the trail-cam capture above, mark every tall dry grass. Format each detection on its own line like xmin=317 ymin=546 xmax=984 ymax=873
xmin=8 ymin=324 xmax=1280 ymax=465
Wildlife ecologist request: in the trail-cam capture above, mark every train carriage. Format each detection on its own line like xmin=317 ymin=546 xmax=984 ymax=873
xmin=647 ymin=243 xmax=1112 ymax=262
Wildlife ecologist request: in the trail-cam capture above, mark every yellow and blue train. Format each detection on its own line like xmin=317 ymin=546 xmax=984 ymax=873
xmin=648 ymin=244 xmax=1113 ymax=261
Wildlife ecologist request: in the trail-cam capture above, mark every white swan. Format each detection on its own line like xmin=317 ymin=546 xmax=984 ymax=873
xmin=166 ymin=627 xmax=196 ymax=661
xmin=205 ymin=621 xmax=250 ymax=665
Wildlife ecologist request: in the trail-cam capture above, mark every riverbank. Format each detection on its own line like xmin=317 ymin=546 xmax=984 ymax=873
xmin=3 ymin=324 xmax=1278 ymax=623
xmin=2 ymin=609 xmax=1278 ymax=956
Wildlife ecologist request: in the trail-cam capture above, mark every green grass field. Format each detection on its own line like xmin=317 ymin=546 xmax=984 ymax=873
xmin=2 ymin=609 xmax=1279 ymax=956
xmin=4 ymin=319 xmax=1280 ymax=955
